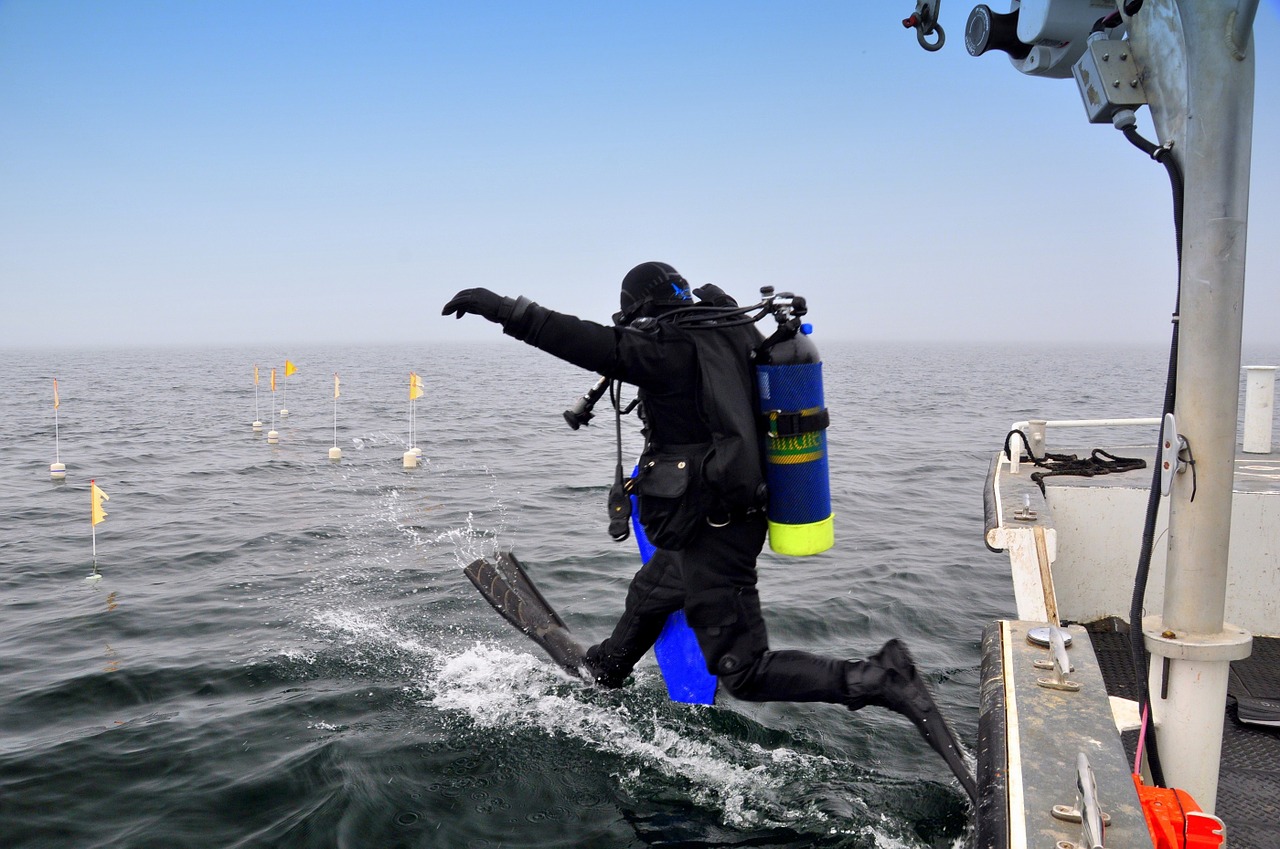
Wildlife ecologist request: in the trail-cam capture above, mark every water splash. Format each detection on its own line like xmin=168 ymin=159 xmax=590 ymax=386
xmin=429 ymin=642 xmax=864 ymax=832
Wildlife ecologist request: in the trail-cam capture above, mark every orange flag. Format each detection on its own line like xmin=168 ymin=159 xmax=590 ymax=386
xmin=53 ymin=377 xmax=60 ymax=410
xmin=271 ymin=368 xmax=277 ymax=392
xmin=409 ymin=372 xmax=424 ymax=401
xmin=284 ymin=360 xmax=297 ymax=377
xmin=254 ymin=365 xmax=259 ymax=386
xmin=334 ymin=373 xmax=341 ymax=399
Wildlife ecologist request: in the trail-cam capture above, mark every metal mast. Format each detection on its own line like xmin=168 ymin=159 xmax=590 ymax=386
xmin=1131 ymin=0 xmax=1257 ymax=813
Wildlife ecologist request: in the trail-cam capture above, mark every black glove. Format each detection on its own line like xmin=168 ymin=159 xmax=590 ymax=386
xmin=441 ymin=288 xmax=508 ymax=322
xmin=693 ymin=283 xmax=736 ymax=307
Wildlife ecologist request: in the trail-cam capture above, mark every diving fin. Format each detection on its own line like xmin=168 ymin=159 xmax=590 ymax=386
xmin=850 ymin=639 xmax=978 ymax=804
xmin=905 ymin=687 xmax=979 ymax=805
xmin=463 ymin=551 xmax=588 ymax=679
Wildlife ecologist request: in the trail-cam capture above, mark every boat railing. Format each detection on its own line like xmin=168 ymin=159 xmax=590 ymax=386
xmin=1005 ymin=418 xmax=1161 ymax=475
xmin=1006 ymin=367 xmax=1276 ymax=475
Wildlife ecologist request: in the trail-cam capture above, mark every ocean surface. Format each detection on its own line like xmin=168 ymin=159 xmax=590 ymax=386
xmin=3 ymin=340 xmax=1277 ymax=849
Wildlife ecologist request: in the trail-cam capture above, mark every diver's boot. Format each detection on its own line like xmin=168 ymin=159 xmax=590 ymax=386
xmin=582 ymin=644 xmax=631 ymax=689
xmin=846 ymin=639 xmax=978 ymax=804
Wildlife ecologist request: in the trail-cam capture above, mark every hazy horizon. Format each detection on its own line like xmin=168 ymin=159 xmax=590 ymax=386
xmin=3 ymin=2 xmax=1278 ymax=350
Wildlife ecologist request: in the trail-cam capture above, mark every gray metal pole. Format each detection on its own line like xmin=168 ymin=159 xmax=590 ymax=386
xmin=1131 ymin=0 xmax=1255 ymax=811
xmin=1165 ymin=3 xmax=1251 ymax=635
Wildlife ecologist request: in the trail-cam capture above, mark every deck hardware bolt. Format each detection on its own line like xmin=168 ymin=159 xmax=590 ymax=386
xmin=1013 ymin=493 xmax=1038 ymax=521
xmin=1052 ymin=804 xmax=1111 ymax=825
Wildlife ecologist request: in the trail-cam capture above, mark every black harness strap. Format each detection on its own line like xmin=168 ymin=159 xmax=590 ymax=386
xmin=761 ymin=408 xmax=830 ymax=437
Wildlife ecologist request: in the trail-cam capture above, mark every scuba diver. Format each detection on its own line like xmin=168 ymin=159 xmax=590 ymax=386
xmin=442 ymin=262 xmax=977 ymax=802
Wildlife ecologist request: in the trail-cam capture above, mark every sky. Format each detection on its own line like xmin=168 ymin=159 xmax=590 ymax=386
xmin=1 ymin=1 xmax=1277 ymax=349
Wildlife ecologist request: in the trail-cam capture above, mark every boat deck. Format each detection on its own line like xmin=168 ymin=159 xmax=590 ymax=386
xmin=1090 ymin=622 xmax=1280 ymax=849
xmin=983 ymin=437 xmax=1280 ymax=847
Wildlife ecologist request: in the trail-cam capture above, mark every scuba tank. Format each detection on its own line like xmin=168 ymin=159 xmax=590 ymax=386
xmin=755 ymin=290 xmax=833 ymax=555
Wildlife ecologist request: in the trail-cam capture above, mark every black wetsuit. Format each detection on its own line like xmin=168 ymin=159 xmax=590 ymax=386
xmin=504 ymin=302 xmax=848 ymax=702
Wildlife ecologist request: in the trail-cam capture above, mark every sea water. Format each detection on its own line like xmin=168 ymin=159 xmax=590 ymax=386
xmin=2 ymin=341 xmax=1276 ymax=849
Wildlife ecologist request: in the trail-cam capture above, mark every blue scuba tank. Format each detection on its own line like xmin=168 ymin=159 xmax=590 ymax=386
xmin=755 ymin=323 xmax=833 ymax=555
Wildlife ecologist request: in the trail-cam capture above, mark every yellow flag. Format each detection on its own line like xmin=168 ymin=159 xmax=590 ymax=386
xmin=271 ymin=368 xmax=277 ymax=392
xmin=254 ymin=365 xmax=259 ymax=386
xmin=91 ymin=481 xmax=109 ymax=526
xmin=284 ymin=360 xmax=297 ymax=377
xmin=53 ymin=377 xmax=60 ymax=410
xmin=409 ymin=372 xmax=423 ymax=401
xmin=334 ymin=373 xmax=341 ymax=399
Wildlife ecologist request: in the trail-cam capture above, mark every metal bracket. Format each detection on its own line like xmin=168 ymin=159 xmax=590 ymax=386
xmin=1036 ymin=626 xmax=1080 ymax=691
xmin=1048 ymin=753 xmax=1107 ymax=849
xmin=1012 ymin=492 xmax=1038 ymax=521
xmin=902 ymin=1 xmax=945 ymax=52
xmin=1051 ymin=806 xmax=1112 ymax=826
xmin=1159 ymin=412 xmax=1190 ymax=496
xmin=1073 ymin=35 xmax=1148 ymax=124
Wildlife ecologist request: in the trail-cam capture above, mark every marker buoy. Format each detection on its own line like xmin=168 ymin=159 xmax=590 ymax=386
xmin=267 ymin=429 xmax=279 ymax=444
xmin=328 ymin=446 xmax=342 ymax=461
xmin=252 ymin=420 xmax=263 ymax=432
xmin=402 ymin=450 xmax=418 ymax=468
xmin=411 ymin=446 xmax=423 ymax=458
xmin=280 ymin=408 xmax=289 ymax=418
xmin=50 ymin=462 xmax=67 ymax=481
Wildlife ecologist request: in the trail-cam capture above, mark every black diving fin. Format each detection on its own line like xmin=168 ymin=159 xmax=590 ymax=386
xmin=904 ymin=686 xmax=979 ymax=805
xmin=851 ymin=639 xmax=979 ymax=804
xmin=463 ymin=551 xmax=589 ymax=679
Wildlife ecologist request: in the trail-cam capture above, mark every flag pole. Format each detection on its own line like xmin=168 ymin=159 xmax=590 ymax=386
xmin=328 ymin=372 xmax=342 ymax=460
xmin=252 ymin=365 xmax=263 ymax=432
xmin=267 ymin=368 xmax=280 ymax=444
xmin=281 ymin=360 xmax=296 ymax=418
xmin=403 ymin=372 xmax=420 ymax=468
xmin=408 ymin=372 xmax=424 ymax=460
xmin=88 ymin=479 xmax=108 ymax=581
xmin=51 ymin=378 xmax=66 ymax=481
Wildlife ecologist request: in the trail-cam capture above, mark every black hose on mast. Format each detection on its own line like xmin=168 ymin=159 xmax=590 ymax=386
xmin=1117 ymin=110 xmax=1184 ymax=788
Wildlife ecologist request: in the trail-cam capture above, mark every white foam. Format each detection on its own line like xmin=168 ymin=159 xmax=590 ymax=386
xmin=429 ymin=642 xmax=849 ymax=830
xmin=311 ymin=607 xmax=437 ymax=661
